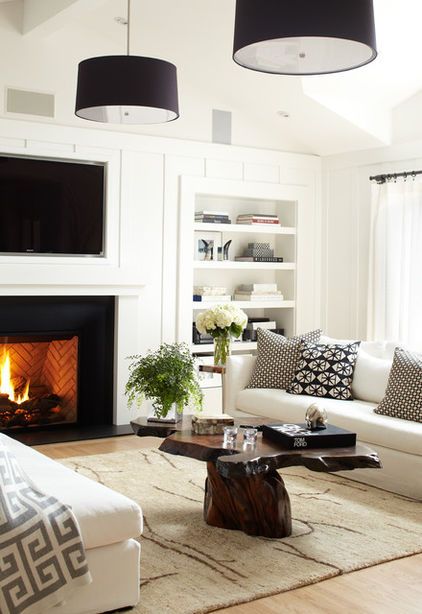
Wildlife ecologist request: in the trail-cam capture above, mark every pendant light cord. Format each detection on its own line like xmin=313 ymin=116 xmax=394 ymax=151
xmin=127 ymin=0 xmax=131 ymax=55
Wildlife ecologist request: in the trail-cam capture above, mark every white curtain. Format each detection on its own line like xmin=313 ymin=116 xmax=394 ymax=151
xmin=367 ymin=179 xmax=422 ymax=349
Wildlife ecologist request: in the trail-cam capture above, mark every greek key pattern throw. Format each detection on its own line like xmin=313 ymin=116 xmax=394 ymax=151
xmin=287 ymin=341 xmax=361 ymax=400
xmin=375 ymin=347 xmax=422 ymax=423
xmin=247 ymin=329 xmax=322 ymax=390
xmin=0 ymin=440 xmax=91 ymax=614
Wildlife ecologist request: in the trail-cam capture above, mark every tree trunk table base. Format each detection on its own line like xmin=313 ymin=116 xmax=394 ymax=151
xmin=204 ymin=461 xmax=292 ymax=538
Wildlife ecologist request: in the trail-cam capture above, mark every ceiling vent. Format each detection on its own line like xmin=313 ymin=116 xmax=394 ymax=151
xmin=6 ymin=88 xmax=55 ymax=118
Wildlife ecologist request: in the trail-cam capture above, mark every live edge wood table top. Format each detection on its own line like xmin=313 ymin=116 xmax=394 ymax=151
xmin=132 ymin=416 xmax=381 ymax=538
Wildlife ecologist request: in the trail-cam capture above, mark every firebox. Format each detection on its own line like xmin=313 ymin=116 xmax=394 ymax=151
xmin=0 ymin=296 xmax=114 ymax=439
xmin=0 ymin=333 xmax=79 ymax=429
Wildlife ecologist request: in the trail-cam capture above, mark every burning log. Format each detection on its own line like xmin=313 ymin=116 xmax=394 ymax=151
xmin=0 ymin=394 xmax=62 ymax=428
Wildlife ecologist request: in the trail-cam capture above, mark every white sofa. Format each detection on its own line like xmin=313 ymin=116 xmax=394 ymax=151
xmin=225 ymin=341 xmax=422 ymax=500
xmin=0 ymin=433 xmax=143 ymax=614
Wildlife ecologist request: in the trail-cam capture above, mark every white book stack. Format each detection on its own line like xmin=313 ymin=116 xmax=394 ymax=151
xmin=234 ymin=283 xmax=283 ymax=302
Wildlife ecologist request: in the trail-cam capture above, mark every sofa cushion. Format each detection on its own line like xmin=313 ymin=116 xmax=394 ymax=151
xmin=375 ymin=348 xmax=422 ymax=423
xmin=352 ymin=350 xmax=392 ymax=403
xmin=247 ymin=328 xmax=322 ymax=390
xmin=287 ymin=341 xmax=360 ymax=400
xmin=0 ymin=434 xmax=143 ymax=550
xmin=235 ymin=388 xmax=422 ymax=456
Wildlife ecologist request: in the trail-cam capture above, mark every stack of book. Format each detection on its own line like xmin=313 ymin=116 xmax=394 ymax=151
xmin=195 ymin=210 xmax=231 ymax=224
xmin=234 ymin=283 xmax=283 ymax=302
xmin=237 ymin=213 xmax=280 ymax=226
xmin=235 ymin=242 xmax=283 ymax=263
xmin=193 ymin=286 xmax=231 ymax=302
xmin=242 ymin=317 xmax=285 ymax=341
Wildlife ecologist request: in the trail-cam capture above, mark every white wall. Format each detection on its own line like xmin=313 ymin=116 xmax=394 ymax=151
xmin=322 ymin=139 xmax=422 ymax=340
xmin=0 ymin=116 xmax=321 ymax=422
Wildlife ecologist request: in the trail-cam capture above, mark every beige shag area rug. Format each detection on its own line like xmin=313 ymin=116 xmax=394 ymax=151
xmin=62 ymin=449 xmax=422 ymax=614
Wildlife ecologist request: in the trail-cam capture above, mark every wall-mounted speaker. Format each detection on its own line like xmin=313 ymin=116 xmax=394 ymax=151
xmin=6 ymin=88 xmax=55 ymax=118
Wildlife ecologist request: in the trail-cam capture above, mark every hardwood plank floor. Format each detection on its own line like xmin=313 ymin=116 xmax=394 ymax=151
xmin=36 ymin=435 xmax=422 ymax=614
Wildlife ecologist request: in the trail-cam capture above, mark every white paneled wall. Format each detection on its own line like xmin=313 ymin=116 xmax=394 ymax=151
xmin=0 ymin=117 xmax=321 ymax=422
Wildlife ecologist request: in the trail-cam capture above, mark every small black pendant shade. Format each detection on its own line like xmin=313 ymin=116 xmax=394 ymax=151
xmin=233 ymin=0 xmax=377 ymax=76
xmin=75 ymin=55 xmax=179 ymax=124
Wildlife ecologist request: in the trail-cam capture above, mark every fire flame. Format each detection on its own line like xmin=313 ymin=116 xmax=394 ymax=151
xmin=0 ymin=349 xmax=30 ymax=404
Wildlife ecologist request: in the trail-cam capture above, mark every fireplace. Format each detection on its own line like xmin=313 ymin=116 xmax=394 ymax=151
xmin=0 ymin=296 xmax=117 ymax=443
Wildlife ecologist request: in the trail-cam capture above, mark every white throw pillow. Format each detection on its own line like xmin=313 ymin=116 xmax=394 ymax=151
xmin=352 ymin=350 xmax=392 ymax=404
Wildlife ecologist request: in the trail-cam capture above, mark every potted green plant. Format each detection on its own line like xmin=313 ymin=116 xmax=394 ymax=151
xmin=125 ymin=342 xmax=203 ymax=423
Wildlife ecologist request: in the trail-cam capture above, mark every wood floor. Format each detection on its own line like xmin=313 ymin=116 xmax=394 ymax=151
xmin=35 ymin=435 xmax=422 ymax=614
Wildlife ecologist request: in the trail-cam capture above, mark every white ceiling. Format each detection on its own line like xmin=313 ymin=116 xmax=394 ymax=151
xmin=2 ymin=0 xmax=422 ymax=156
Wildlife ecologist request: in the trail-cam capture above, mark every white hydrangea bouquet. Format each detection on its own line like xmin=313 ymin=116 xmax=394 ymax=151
xmin=196 ymin=304 xmax=248 ymax=366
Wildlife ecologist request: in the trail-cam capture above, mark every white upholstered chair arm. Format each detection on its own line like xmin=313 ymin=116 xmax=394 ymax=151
xmin=224 ymin=354 xmax=257 ymax=412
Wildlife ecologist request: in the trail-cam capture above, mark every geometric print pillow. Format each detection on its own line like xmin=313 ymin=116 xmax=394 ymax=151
xmin=247 ymin=328 xmax=322 ymax=390
xmin=374 ymin=347 xmax=422 ymax=423
xmin=287 ymin=341 xmax=361 ymax=400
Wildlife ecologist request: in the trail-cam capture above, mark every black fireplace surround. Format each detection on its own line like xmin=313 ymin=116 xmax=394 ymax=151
xmin=0 ymin=296 xmax=119 ymax=444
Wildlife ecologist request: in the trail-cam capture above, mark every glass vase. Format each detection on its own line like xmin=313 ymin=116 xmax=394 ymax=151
xmin=214 ymin=334 xmax=231 ymax=366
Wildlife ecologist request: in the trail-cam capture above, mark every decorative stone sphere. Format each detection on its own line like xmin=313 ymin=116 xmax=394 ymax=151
xmin=305 ymin=403 xmax=328 ymax=430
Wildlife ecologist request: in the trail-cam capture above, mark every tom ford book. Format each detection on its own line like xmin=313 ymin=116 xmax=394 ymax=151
xmin=262 ymin=423 xmax=356 ymax=449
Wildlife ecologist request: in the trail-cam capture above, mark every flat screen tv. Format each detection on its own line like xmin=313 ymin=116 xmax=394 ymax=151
xmin=0 ymin=154 xmax=105 ymax=255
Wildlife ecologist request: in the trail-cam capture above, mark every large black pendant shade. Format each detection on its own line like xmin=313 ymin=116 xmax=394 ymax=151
xmin=75 ymin=55 xmax=179 ymax=124
xmin=233 ymin=0 xmax=377 ymax=76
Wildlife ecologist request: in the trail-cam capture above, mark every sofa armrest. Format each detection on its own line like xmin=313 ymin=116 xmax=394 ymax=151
xmin=224 ymin=354 xmax=257 ymax=412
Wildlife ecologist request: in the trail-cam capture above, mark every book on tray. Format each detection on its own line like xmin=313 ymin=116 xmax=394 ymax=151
xmin=195 ymin=211 xmax=231 ymax=224
xmin=234 ymin=257 xmax=284 ymax=262
xmin=262 ymin=423 xmax=357 ymax=449
xmin=234 ymin=294 xmax=283 ymax=301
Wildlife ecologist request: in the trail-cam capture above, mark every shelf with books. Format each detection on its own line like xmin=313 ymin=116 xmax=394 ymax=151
xmin=193 ymin=222 xmax=296 ymax=235
xmin=193 ymin=261 xmax=296 ymax=270
xmin=192 ymin=300 xmax=295 ymax=310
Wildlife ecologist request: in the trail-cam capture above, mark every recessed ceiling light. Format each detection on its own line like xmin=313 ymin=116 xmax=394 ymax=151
xmin=277 ymin=110 xmax=290 ymax=118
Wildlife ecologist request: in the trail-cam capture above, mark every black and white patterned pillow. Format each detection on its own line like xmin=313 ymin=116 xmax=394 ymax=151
xmin=375 ymin=348 xmax=422 ymax=423
xmin=287 ymin=341 xmax=360 ymax=400
xmin=247 ymin=329 xmax=322 ymax=390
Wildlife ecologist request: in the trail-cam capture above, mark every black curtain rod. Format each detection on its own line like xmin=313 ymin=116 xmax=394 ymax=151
xmin=369 ymin=170 xmax=422 ymax=184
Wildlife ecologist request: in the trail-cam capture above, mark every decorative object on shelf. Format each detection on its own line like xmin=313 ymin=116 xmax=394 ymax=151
xmin=235 ymin=242 xmax=283 ymax=263
xmin=192 ymin=323 xmax=214 ymax=345
xmin=233 ymin=0 xmax=377 ymax=76
xmin=125 ymin=342 xmax=202 ymax=423
xmin=305 ymin=403 xmax=328 ymax=431
xmin=75 ymin=0 xmax=179 ymax=124
xmin=191 ymin=414 xmax=235 ymax=435
xmin=194 ymin=232 xmax=222 ymax=261
xmin=262 ymin=423 xmax=357 ymax=450
xmin=195 ymin=210 xmax=232 ymax=224
xmin=237 ymin=214 xmax=280 ymax=225
xmin=196 ymin=304 xmax=248 ymax=366
xmin=223 ymin=240 xmax=232 ymax=260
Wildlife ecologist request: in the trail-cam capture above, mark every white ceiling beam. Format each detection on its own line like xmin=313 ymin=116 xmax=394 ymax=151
xmin=22 ymin=0 xmax=106 ymax=36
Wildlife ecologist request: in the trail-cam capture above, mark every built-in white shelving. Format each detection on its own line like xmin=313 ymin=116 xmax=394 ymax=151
xmin=193 ymin=222 xmax=296 ymax=235
xmin=193 ymin=261 xmax=295 ymax=271
xmin=192 ymin=300 xmax=295 ymax=310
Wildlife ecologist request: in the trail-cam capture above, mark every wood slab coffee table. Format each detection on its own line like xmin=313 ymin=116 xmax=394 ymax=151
xmin=158 ymin=419 xmax=381 ymax=538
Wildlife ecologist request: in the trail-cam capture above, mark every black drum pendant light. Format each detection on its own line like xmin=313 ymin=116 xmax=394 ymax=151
xmin=233 ymin=0 xmax=377 ymax=76
xmin=75 ymin=0 xmax=179 ymax=124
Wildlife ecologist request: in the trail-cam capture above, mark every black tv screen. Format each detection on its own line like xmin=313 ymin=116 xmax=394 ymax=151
xmin=0 ymin=155 xmax=105 ymax=255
